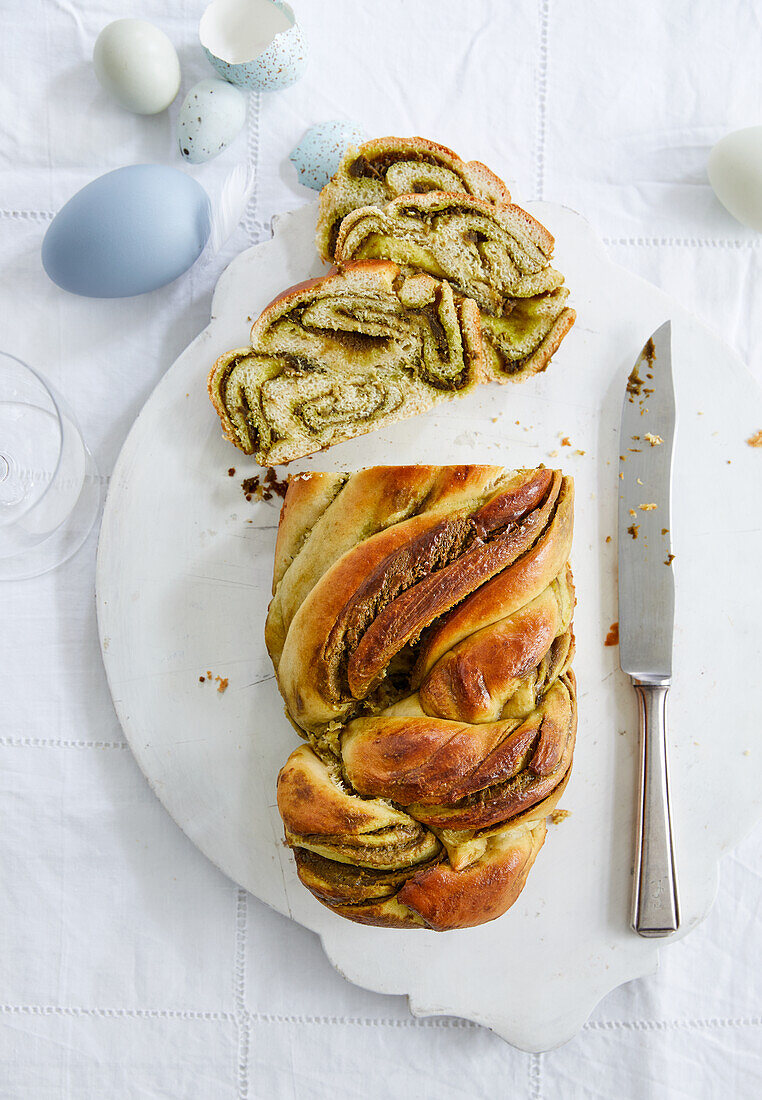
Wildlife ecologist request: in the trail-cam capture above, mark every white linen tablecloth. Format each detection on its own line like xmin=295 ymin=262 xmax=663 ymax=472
xmin=1 ymin=1 xmax=761 ymax=1096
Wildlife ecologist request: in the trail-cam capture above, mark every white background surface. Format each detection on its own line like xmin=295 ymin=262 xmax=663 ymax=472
xmin=1 ymin=1 xmax=761 ymax=1097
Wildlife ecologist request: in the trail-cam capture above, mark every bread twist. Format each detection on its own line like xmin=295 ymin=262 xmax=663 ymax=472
xmin=334 ymin=191 xmax=576 ymax=381
xmin=316 ymin=136 xmax=512 ymax=261
xmin=207 ymin=261 xmax=483 ymax=465
xmin=269 ymin=465 xmax=576 ymax=930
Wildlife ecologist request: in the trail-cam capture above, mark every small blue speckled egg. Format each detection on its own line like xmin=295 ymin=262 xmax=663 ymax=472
xmin=177 ymin=78 xmax=247 ymax=164
xmin=200 ymin=0 xmax=307 ymax=91
xmin=42 ymin=165 xmax=211 ymax=298
xmin=290 ymin=121 xmax=369 ymax=190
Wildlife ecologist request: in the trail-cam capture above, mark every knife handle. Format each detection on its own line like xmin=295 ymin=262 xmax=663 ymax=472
xmin=631 ymin=681 xmax=680 ymax=937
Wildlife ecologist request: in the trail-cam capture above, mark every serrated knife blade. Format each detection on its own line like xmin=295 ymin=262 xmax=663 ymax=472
xmin=618 ymin=320 xmax=680 ymax=937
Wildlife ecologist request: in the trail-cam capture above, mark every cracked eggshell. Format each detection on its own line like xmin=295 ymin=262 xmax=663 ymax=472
xmin=200 ymin=0 xmax=307 ymax=90
xmin=93 ymin=19 xmax=181 ymax=115
xmin=178 ymin=79 xmax=247 ymax=164
xmin=290 ymin=121 xmax=369 ymax=190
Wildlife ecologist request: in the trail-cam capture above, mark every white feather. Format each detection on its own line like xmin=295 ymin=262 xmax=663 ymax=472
xmin=207 ymin=163 xmax=256 ymax=255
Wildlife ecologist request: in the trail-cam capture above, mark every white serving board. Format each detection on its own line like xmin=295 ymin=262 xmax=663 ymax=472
xmin=96 ymin=201 xmax=762 ymax=1051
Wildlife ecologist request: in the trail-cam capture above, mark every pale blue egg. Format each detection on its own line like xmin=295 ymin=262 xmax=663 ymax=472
xmin=42 ymin=165 xmax=211 ymax=298
xmin=200 ymin=0 xmax=307 ymax=91
xmin=290 ymin=121 xmax=368 ymax=190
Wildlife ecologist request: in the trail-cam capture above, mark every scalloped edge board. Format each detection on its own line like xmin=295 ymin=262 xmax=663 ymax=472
xmin=96 ymin=201 xmax=762 ymax=1051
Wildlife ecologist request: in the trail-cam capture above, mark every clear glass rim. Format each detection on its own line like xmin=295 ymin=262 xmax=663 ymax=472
xmin=0 ymin=350 xmax=65 ymax=527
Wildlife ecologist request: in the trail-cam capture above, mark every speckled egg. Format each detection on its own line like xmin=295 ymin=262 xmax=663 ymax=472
xmin=93 ymin=19 xmax=181 ymax=115
xmin=177 ymin=79 xmax=247 ymax=164
xmin=290 ymin=121 xmax=368 ymax=190
xmin=199 ymin=0 xmax=307 ymax=91
xmin=41 ymin=165 xmax=211 ymax=298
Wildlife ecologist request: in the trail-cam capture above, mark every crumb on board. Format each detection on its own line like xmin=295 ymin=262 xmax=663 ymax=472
xmin=665 ymin=553 xmax=675 ymax=566
xmin=604 ymin=622 xmax=619 ymax=647
xmin=640 ymin=502 xmax=658 ymax=511
xmin=747 ymin=429 xmax=762 ymax=447
xmin=491 ymin=417 xmax=499 ymax=423
xmin=200 ymin=671 xmax=229 ymax=693
xmin=644 ymin=432 xmax=663 ymax=447
xmin=605 ymin=535 xmax=612 ymax=543
xmin=661 ymin=527 xmax=669 ymax=535
xmin=242 ymin=468 xmax=289 ymax=503
xmin=574 ymin=449 xmax=586 ymax=456
xmin=548 ymin=449 xmax=559 ymax=457
xmin=560 ymin=436 xmax=571 ymax=446
xmin=550 ymin=809 xmax=572 ymax=825
xmin=629 ymin=508 xmax=637 ymax=518
xmin=228 ymin=467 xmax=236 ymax=477
xmin=619 ymin=472 xmax=624 ymax=480
xmin=627 ymin=524 xmax=640 ymax=539
xmin=637 ymin=477 xmax=643 ymax=485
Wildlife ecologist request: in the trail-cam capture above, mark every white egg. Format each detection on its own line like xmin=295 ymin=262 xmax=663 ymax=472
xmin=708 ymin=126 xmax=762 ymax=231
xmin=177 ymin=79 xmax=247 ymax=164
xmin=93 ymin=19 xmax=181 ymax=115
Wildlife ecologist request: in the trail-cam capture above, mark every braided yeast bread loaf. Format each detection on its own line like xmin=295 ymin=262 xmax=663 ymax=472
xmin=269 ymin=465 xmax=576 ymax=930
xmin=207 ymin=261 xmax=483 ymax=465
xmin=334 ymin=192 xmax=575 ymax=380
xmin=316 ymin=136 xmax=512 ymax=262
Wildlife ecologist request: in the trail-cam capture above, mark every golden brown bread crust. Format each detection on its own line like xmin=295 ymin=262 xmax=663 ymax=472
xmin=269 ymin=465 xmax=576 ymax=930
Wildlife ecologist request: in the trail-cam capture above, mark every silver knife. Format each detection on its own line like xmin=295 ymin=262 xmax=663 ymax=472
xmin=618 ymin=320 xmax=680 ymax=937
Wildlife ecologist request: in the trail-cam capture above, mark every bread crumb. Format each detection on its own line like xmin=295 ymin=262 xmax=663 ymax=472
xmin=605 ymin=535 xmax=612 ymax=543
xmin=550 ymin=809 xmax=571 ymax=825
xmin=644 ymin=432 xmax=663 ymax=447
xmin=228 ymin=467 xmax=236 ymax=477
xmin=661 ymin=527 xmax=669 ymax=535
xmin=491 ymin=417 xmax=499 ymax=423
xmin=216 ymin=676 xmax=229 ymax=694
xmin=604 ymin=622 xmax=619 ymax=646
xmin=665 ymin=553 xmax=675 ymax=566
xmin=548 ymin=449 xmax=559 ymax=457
xmin=629 ymin=508 xmax=636 ymax=518
xmin=619 ymin=472 xmax=624 ymax=480
xmin=574 ymin=449 xmax=586 ymax=456
xmin=241 ymin=468 xmax=288 ymax=503
xmin=627 ymin=524 xmax=640 ymax=539
xmin=199 ymin=676 xmax=205 ymax=683
xmin=640 ymin=502 xmax=658 ymax=511
xmin=747 ymin=429 xmax=762 ymax=447
xmin=560 ymin=436 xmax=571 ymax=446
